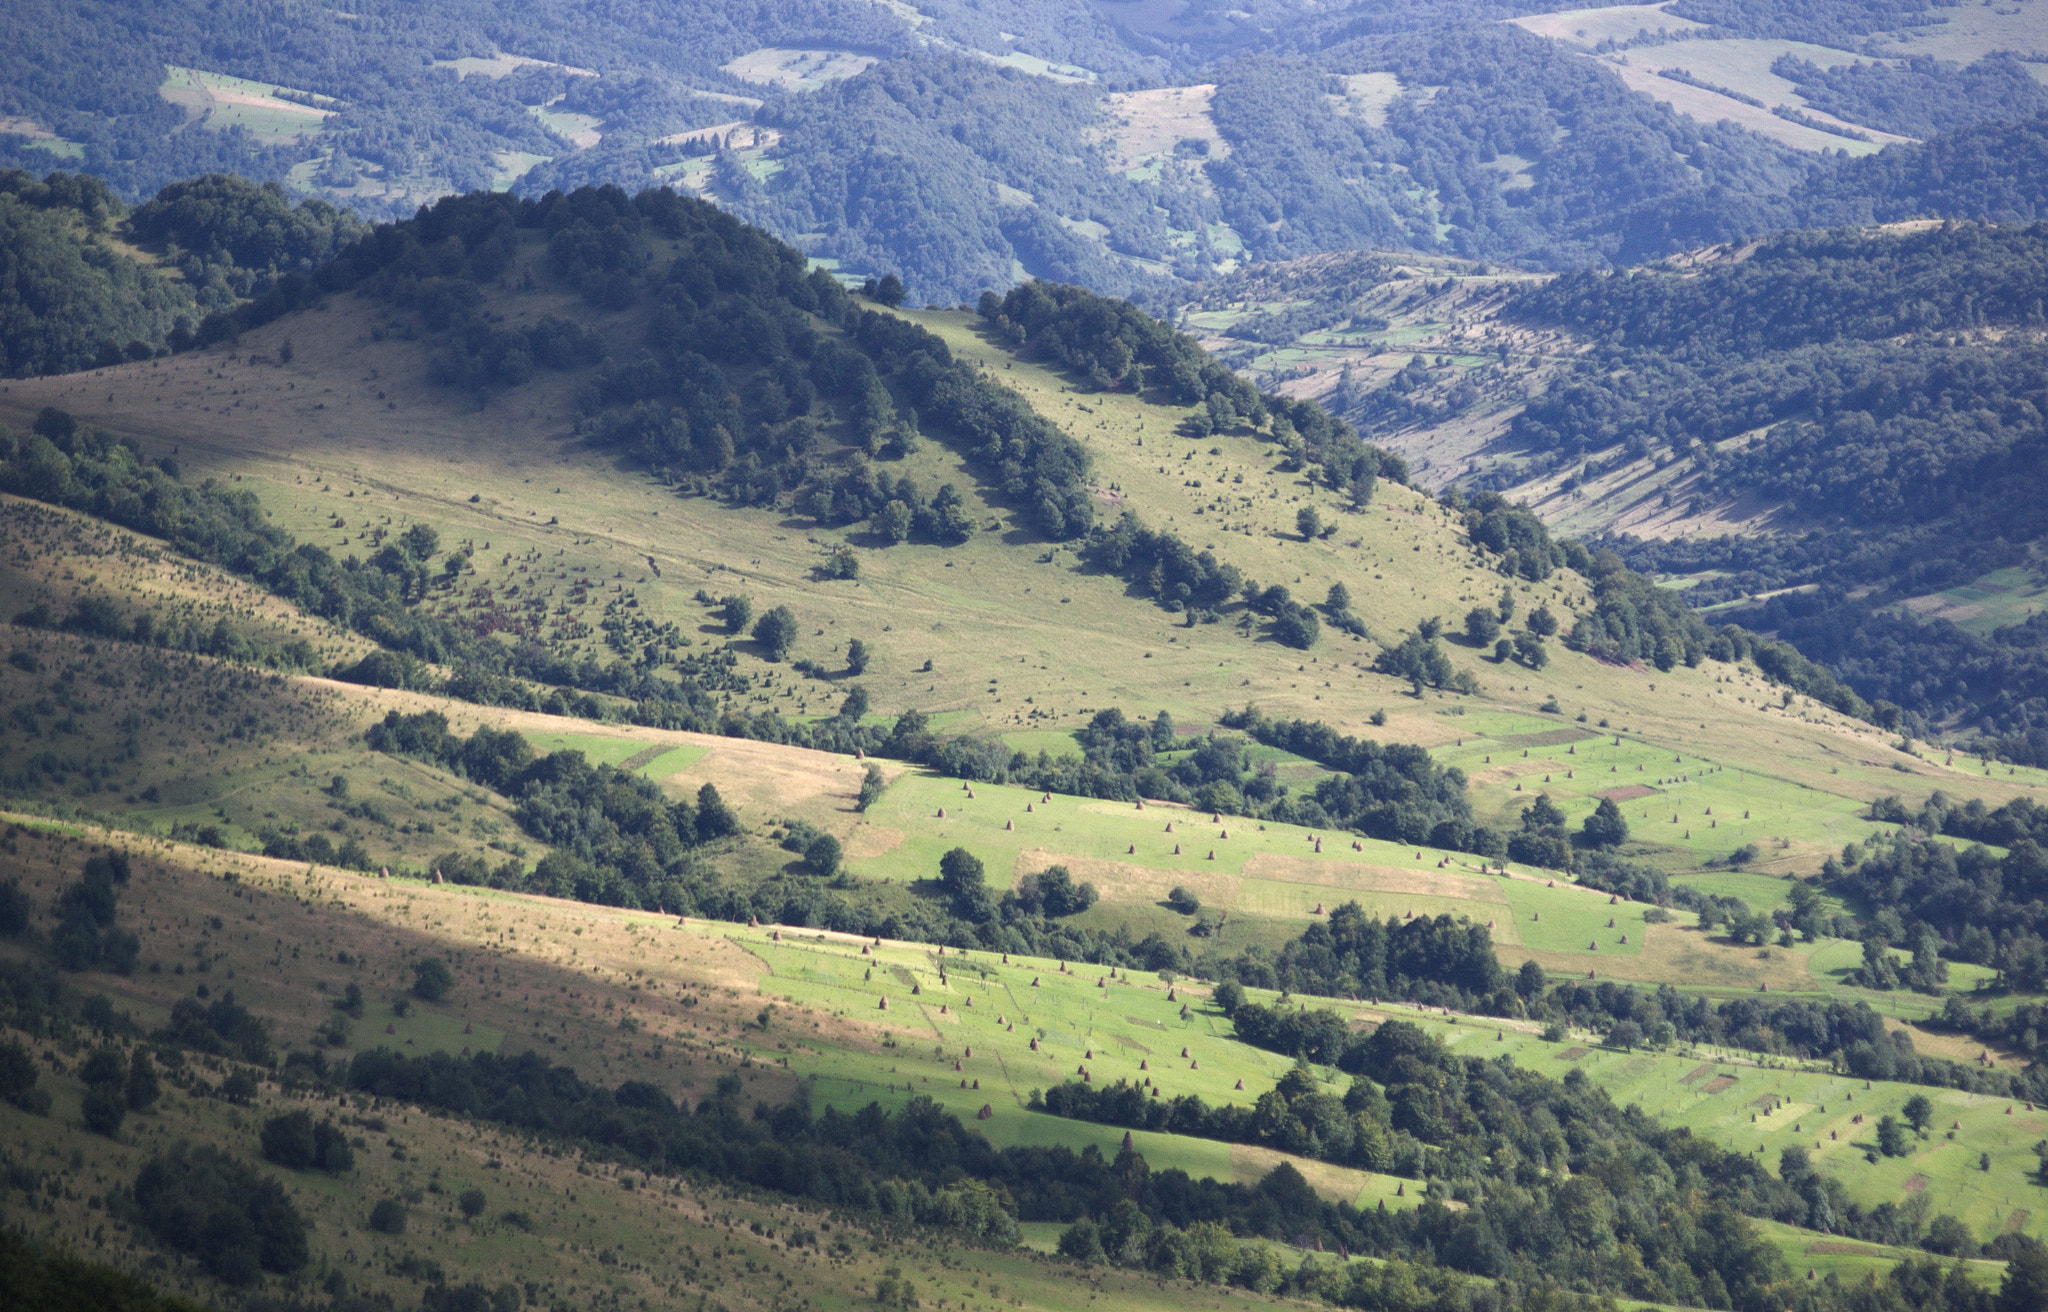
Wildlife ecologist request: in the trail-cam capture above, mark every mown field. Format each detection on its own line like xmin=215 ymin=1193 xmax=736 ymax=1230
xmin=695 ymin=918 xmax=2047 ymax=1249
xmin=7 ymin=813 xmax=2025 ymax=1308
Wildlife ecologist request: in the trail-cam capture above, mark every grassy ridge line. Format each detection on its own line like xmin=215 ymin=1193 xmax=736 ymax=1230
xmin=704 ymin=920 xmax=2048 ymax=1246
xmin=0 ymin=281 xmax=2000 ymax=847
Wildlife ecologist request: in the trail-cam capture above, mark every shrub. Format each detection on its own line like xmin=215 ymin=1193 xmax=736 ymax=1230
xmin=259 ymin=1111 xmax=317 ymax=1169
xmin=0 ymin=1038 xmax=45 ymax=1112
xmin=368 ymin=1197 xmax=408 ymax=1234
xmin=81 ymin=1084 xmax=127 ymax=1136
xmin=412 ymin=956 xmax=455 ymax=1002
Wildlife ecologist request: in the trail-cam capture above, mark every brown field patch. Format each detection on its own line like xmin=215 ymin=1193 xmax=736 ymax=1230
xmin=1229 ymin=1144 xmax=1376 ymax=1202
xmin=1702 ymin=1075 xmax=1740 ymax=1094
xmin=1903 ymin=1023 xmax=2026 ymax=1069
xmin=1495 ymin=728 xmax=1598 ymax=748
xmin=1095 ymin=84 xmax=1230 ymax=172
xmin=2007 ymin=1210 xmax=2032 ymax=1232
xmin=0 ymin=818 xmax=796 ymax=1107
xmin=843 ymin=823 xmax=907 ymax=860
xmin=1598 ymin=785 xmax=1661 ymax=802
xmin=1557 ymin=1046 xmax=1591 ymax=1060
xmin=1808 ymin=1241 xmax=1886 ymax=1256
xmin=1468 ymin=758 xmax=1571 ymax=787
xmin=1240 ymin=854 xmax=1507 ymax=903
xmin=1679 ymin=1063 xmax=1718 ymax=1085
xmin=1515 ymin=922 xmax=1817 ymax=990
xmin=1015 ymin=849 xmax=1245 ymax=907
xmin=1903 ymin=1174 xmax=1930 ymax=1193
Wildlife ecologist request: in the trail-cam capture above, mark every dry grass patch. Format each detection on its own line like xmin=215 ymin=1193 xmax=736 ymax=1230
xmin=1241 ymin=853 xmax=1506 ymax=902
xmin=1015 ymin=848 xmax=1246 ymax=907
xmin=1094 ymin=84 xmax=1229 ymax=170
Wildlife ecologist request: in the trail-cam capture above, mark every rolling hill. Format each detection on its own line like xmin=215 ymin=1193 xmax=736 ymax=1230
xmin=5 ymin=183 xmax=2048 ymax=1311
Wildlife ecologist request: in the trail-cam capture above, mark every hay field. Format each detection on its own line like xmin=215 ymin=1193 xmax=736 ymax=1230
xmin=703 ymin=918 xmax=2048 ymax=1246
xmin=158 ymin=66 xmax=335 ymax=141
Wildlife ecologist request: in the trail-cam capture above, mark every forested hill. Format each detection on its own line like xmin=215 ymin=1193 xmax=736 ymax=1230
xmin=0 ymin=170 xmax=363 ymax=377
xmin=1501 ymin=221 xmax=2048 ymax=760
xmin=8 ymin=0 xmax=2048 ymax=302
xmin=180 ymin=182 xmax=1394 ymax=560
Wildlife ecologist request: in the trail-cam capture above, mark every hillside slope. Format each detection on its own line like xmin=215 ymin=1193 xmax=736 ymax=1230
xmin=4 ymin=188 xmax=2048 ymax=1308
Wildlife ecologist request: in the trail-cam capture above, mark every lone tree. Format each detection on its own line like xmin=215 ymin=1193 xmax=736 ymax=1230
xmin=719 ymin=594 xmax=753 ymax=634
xmin=1296 ymin=506 xmax=1323 ymax=540
xmin=1465 ymin=607 xmax=1501 ymax=645
xmin=1526 ymin=604 xmax=1559 ymax=637
xmin=1903 ymin=1094 xmax=1934 ymax=1135
xmin=752 ymin=606 xmax=799 ymax=661
xmin=1877 ymin=1114 xmax=1910 ymax=1158
xmin=938 ymin=848 xmax=985 ymax=900
xmin=1581 ymin=797 xmax=1630 ymax=849
xmin=411 ymin=956 xmax=454 ymax=1002
xmin=846 ymin=637 xmax=871 ymax=675
xmin=400 ymin=523 xmax=439 ymax=562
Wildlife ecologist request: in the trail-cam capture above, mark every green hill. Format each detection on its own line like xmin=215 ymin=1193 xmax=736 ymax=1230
xmin=1 ymin=182 xmax=2047 ymax=1312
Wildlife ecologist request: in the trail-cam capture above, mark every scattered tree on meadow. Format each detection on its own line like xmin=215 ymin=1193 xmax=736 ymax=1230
xmin=753 ymin=605 xmax=799 ymax=661
xmin=411 ymin=956 xmax=455 ymax=1002
xmin=1581 ymin=797 xmax=1630 ymax=849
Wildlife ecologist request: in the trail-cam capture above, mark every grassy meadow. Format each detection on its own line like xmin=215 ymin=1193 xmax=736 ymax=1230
xmin=11 ymin=812 xmax=2030 ymax=1308
xmin=7 ymin=222 xmax=2048 ymax=1302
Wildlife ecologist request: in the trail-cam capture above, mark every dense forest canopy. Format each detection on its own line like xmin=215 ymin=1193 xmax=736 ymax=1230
xmin=3 ymin=0 xmax=2048 ymax=299
xmin=1507 ymin=222 xmax=2048 ymax=755
xmin=0 ymin=168 xmax=367 ymax=375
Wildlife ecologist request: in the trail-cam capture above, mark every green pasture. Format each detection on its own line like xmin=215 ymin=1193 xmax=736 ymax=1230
xmin=1434 ymin=710 xmax=1893 ymax=865
xmin=530 ymin=104 xmax=602 ymax=143
xmin=347 ymin=998 xmax=505 ymax=1057
xmin=707 ymin=922 xmax=2048 ymax=1247
xmin=1893 ymin=566 xmax=2048 ymax=636
xmin=710 ymin=923 xmax=1435 ymax=1209
xmin=526 ymin=730 xmax=710 ymax=780
xmin=1752 ymin=1219 xmax=2007 ymax=1289
xmin=852 ymin=768 xmax=1663 ymax=961
xmin=161 ymin=65 xmax=332 ymax=139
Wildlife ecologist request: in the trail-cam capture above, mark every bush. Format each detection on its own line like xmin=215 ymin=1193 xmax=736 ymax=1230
xmin=0 ymin=1038 xmax=45 ymax=1112
xmin=459 ymin=1188 xmax=487 ymax=1218
xmin=81 ymin=1083 xmax=126 ymax=1136
xmin=802 ymin=832 xmax=842 ymax=877
xmin=412 ymin=956 xmax=455 ymax=1001
xmin=368 ymin=1197 xmax=408 ymax=1234
xmin=259 ymin=1111 xmax=316 ymax=1169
